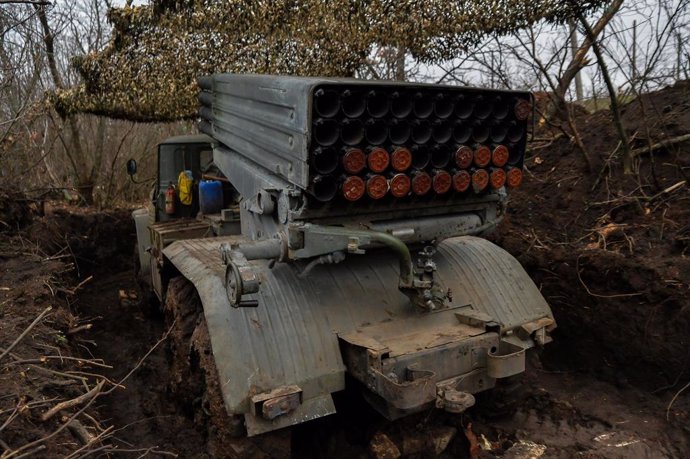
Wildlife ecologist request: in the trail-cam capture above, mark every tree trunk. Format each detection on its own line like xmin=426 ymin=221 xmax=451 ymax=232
xmin=579 ymin=13 xmax=632 ymax=175
xmin=568 ymin=19 xmax=584 ymax=101
xmin=35 ymin=4 xmax=93 ymax=205
xmin=77 ymin=181 xmax=95 ymax=205
xmin=394 ymin=46 xmax=405 ymax=81
xmin=552 ymin=0 xmax=623 ymax=119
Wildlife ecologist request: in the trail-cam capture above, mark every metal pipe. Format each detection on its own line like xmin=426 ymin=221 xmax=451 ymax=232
xmin=454 ymin=94 xmax=473 ymax=119
xmin=411 ymin=119 xmax=431 ymax=144
xmin=365 ymin=118 xmax=388 ymax=145
xmin=369 ymin=213 xmax=489 ymax=242
xmin=433 ymin=93 xmax=454 ymax=118
xmin=471 ymin=122 xmax=490 ymax=143
xmin=311 ymin=175 xmax=338 ymax=201
xmin=342 ymin=90 xmax=366 ymax=118
xmin=389 ymin=119 xmax=411 ymax=144
xmin=410 ymin=145 xmax=430 ymax=169
xmin=473 ymin=95 xmax=493 ymax=120
xmin=430 ymin=144 xmax=451 ymax=168
xmin=412 ymin=92 xmax=433 ymax=118
xmin=432 ymin=119 xmax=452 ymax=143
xmin=364 ymin=230 xmax=413 ymax=287
xmin=367 ymin=90 xmax=389 ymax=118
xmin=341 ymin=119 xmax=364 ymax=146
xmin=452 ymin=121 xmax=471 ymax=143
xmin=287 ymin=218 xmax=501 ymax=305
xmin=301 ymin=226 xmax=414 ymax=288
xmin=312 ymin=147 xmax=338 ymax=174
xmin=320 ymin=220 xmax=503 ymax=288
xmin=314 ymin=88 xmax=341 ymax=118
xmin=390 ymin=91 xmax=412 ymax=118
xmin=313 ymin=118 xmax=339 ymax=146
xmin=231 ymin=237 xmax=285 ymax=261
xmin=490 ymin=122 xmax=509 ymax=143
xmin=492 ymin=96 xmax=509 ymax=119
xmin=507 ymin=122 xmax=524 ymax=143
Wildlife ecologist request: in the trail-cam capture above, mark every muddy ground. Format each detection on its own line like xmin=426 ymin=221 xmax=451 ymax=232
xmin=2 ymin=81 xmax=690 ymax=458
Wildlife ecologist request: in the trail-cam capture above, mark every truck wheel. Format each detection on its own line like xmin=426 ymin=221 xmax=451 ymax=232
xmin=133 ymin=244 xmax=159 ymax=316
xmin=164 ymin=277 xmax=276 ymax=458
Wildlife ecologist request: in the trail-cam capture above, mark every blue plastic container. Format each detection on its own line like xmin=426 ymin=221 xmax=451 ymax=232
xmin=199 ymin=180 xmax=223 ymax=214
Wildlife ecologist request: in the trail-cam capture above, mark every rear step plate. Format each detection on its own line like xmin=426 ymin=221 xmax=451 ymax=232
xmin=339 ymin=306 xmax=500 ymax=418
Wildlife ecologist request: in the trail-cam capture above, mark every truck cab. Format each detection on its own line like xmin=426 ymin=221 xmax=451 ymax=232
xmin=130 ymin=134 xmax=240 ymax=300
xmin=153 ymin=134 xmax=215 ymax=222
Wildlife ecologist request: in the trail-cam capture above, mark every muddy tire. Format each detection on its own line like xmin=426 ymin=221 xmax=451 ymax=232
xmin=163 ymin=277 xmax=282 ymax=458
xmin=133 ymin=244 xmax=160 ymax=316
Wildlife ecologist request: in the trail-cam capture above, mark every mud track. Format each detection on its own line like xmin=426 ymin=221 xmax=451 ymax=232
xmin=75 ymin=266 xmax=688 ymax=458
xmin=2 ymin=202 xmax=688 ymax=457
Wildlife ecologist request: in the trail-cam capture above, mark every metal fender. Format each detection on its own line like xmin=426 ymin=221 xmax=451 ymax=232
xmin=164 ymin=235 xmax=553 ymax=435
xmin=435 ymin=236 xmax=554 ymax=331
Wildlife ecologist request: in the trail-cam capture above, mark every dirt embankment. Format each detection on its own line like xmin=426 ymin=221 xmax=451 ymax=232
xmin=450 ymin=81 xmax=690 ymax=458
xmin=494 ymin=80 xmax=690 ymax=392
xmin=0 ymin=246 xmax=80 ymax=457
xmin=0 ymin=201 xmax=130 ymax=456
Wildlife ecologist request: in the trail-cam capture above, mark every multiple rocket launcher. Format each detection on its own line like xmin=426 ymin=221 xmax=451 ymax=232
xmin=198 ymin=75 xmax=529 ymax=209
xmin=152 ymin=75 xmax=553 ymax=437
xmin=308 ymin=87 xmax=528 ymax=202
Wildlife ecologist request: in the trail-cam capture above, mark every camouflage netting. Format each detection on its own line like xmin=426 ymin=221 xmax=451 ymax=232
xmin=54 ymin=0 xmax=609 ymax=121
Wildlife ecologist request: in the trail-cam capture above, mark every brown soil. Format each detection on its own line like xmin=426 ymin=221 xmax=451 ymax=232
xmin=0 ymin=203 xmax=128 ymax=457
xmin=2 ymin=81 xmax=690 ymax=458
xmin=484 ymin=80 xmax=690 ymax=456
xmin=76 ymin=270 xmax=207 ymax=457
xmin=493 ymin=80 xmax=690 ymax=393
xmin=0 ymin=247 xmax=81 ymax=457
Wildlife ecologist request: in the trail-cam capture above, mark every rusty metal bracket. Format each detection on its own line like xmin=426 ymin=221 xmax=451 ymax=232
xmin=251 ymin=385 xmax=303 ymax=420
xmin=455 ymin=307 xmax=501 ymax=333
xmin=435 ymin=371 xmax=480 ymax=413
xmin=437 ymin=388 xmax=476 ymax=414
xmin=221 ymin=249 xmax=260 ymax=308
xmin=370 ymin=367 xmax=438 ymax=412
xmin=517 ymin=316 xmax=556 ymax=346
xmin=487 ymin=340 xmax=526 ymax=379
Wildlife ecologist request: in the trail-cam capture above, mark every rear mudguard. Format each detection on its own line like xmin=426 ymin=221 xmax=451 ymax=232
xmin=164 ymin=236 xmax=553 ymax=435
